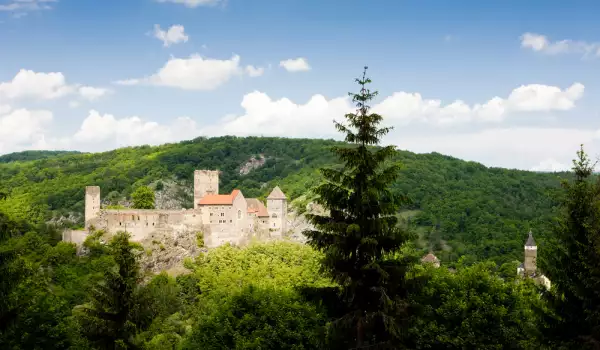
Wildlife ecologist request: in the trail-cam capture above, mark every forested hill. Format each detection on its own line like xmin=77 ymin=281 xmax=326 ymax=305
xmin=0 ymin=136 xmax=566 ymax=265
xmin=0 ymin=150 xmax=81 ymax=163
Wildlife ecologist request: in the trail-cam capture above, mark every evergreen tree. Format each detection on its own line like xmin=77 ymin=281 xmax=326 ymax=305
xmin=303 ymin=67 xmax=414 ymax=348
xmin=131 ymin=186 xmax=155 ymax=209
xmin=540 ymin=145 xmax=600 ymax=349
xmin=74 ymin=232 xmax=142 ymax=349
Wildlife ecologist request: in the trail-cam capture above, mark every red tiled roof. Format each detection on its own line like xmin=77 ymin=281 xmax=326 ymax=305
xmin=246 ymin=198 xmax=269 ymax=217
xmin=198 ymin=189 xmax=240 ymax=206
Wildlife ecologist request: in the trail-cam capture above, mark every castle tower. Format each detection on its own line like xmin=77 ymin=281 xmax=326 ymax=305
xmin=193 ymin=170 xmax=219 ymax=209
xmin=524 ymin=231 xmax=537 ymax=276
xmin=85 ymin=186 xmax=101 ymax=229
xmin=267 ymin=186 xmax=287 ymax=236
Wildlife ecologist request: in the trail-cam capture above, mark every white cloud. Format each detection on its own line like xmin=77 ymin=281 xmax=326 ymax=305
xmin=0 ymin=70 xmax=74 ymax=100
xmin=153 ymin=24 xmax=189 ymax=47
xmin=1 ymin=82 xmax=593 ymax=171
xmin=373 ymin=82 xmax=584 ymax=126
xmin=0 ymin=0 xmax=57 ymax=12
xmin=245 ymin=65 xmax=264 ymax=77
xmin=279 ymin=57 xmax=311 ymax=72
xmin=0 ymin=104 xmax=11 ymax=114
xmin=204 ymin=84 xmax=584 ymax=139
xmin=68 ymin=101 xmax=80 ymax=109
xmin=0 ymin=108 xmax=53 ymax=154
xmin=0 ymin=69 xmax=111 ymax=102
xmin=78 ymin=86 xmax=111 ymax=101
xmin=115 ymin=54 xmax=243 ymax=90
xmin=113 ymin=79 xmax=140 ymax=86
xmin=72 ymin=110 xmax=201 ymax=149
xmin=156 ymin=0 xmax=222 ymax=8
xmin=203 ymin=91 xmax=350 ymax=138
xmin=520 ymin=32 xmax=600 ymax=58
xmin=531 ymin=158 xmax=572 ymax=172
xmin=395 ymin=127 xmax=599 ymax=171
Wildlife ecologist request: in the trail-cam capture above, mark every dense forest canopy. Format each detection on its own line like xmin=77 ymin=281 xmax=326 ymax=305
xmin=0 ymin=150 xmax=81 ymax=163
xmin=0 ymin=136 xmax=567 ymax=265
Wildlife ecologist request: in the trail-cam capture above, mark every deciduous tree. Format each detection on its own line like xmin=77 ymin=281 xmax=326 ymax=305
xmin=131 ymin=186 xmax=155 ymax=209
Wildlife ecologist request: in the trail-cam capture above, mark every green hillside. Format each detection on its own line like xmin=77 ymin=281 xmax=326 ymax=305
xmin=0 ymin=136 xmax=565 ymax=265
xmin=0 ymin=150 xmax=81 ymax=163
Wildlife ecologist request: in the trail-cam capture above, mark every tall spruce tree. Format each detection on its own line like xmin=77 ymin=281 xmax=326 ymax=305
xmin=75 ymin=232 xmax=142 ymax=349
xmin=304 ymin=67 xmax=414 ymax=349
xmin=540 ymin=145 xmax=600 ymax=349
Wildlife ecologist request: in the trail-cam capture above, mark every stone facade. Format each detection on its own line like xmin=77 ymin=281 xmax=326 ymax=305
xmin=67 ymin=170 xmax=289 ymax=248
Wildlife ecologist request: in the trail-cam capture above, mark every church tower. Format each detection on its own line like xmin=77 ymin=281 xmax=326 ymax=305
xmin=267 ymin=186 xmax=287 ymax=236
xmin=193 ymin=170 xmax=219 ymax=209
xmin=524 ymin=231 xmax=537 ymax=276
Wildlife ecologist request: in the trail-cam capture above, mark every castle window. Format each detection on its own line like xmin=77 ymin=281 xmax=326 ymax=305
xmin=273 ymin=223 xmax=276 ymax=227
xmin=230 ymin=220 xmax=232 ymax=223
xmin=119 ymin=222 xmax=122 ymax=226
xmin=138 ymin=216 xmax=140 ymax=220
xmin=272 ymin=213 xmax=277 ymax=218
xmin=237 ymin=210 xmax=241 ymax=219
xmin=132 ymin=215 xmax=135 ymax=220
xmin=221 ymin=213 xmax=224 ymax=217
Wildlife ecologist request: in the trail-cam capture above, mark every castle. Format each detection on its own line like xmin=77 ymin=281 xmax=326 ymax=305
xmin=63 ymin=170 xmax=289 ymax=248
xmin=517 ymin=231 xmax=551 ymax=290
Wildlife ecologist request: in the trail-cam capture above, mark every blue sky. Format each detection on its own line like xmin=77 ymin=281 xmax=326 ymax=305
xmin=1 ymin=0 xmax=600 ymax=171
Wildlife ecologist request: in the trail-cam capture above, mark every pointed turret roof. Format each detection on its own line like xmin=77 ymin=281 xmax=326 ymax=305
xmin=525 ymin=231 xmax=536 ymax=247
xmin=267 ymin=186 xmax=287 ymax=200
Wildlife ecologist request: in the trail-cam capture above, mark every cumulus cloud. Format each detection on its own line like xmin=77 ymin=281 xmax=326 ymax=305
xmin=78 ymin=86 xmax=111 ymax=101
xmin=153 ymin=24 xmax=189 ymax=47
xmin=531 ymin=158 xmax=572 ymax=172
xmin=520 ymin=32 xmax=600 ymax=58
xmin=279 ymin=57 xmax=311 ymax=72
xmin=0 ymin=70 xmax=74 ymax=100
xmin=203 ymin=91 xmax=350 ymax=138
xmin=395 ymin=127 xmax=598 ymax=171
xmin=0 ymin=69 xmax=111 ymax=102
xmin=207 ymin=82 xmax=585 ymax=136
xmin=0 ymin=108 xmax=53 ymax=154
xmin=72 ymin=110 xmax=202 ymax=149
xmin=0 ymin=104 xmax=11 ymax=114
xmin=373 ymin=82 xmax=584 ymax=126
xmin=245 ymin=65 xmax=265 ymax=77
xmin=0 ymin=81 xmax=593 ymax=171
xmin=156 ymin=0 xmax=222 ymax=8
xmin=114 ymin=54 xmax=255 ymax=90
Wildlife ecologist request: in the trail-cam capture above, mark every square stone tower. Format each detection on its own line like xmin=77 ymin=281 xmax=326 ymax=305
xmin=193 ymin=170 xmax=219 ymax=209
xmin=524 ymin=231 xmax=537 ymax=276
xmin=85 ymin=186 xmax=101 ymax=229
xmin=267 ymin=186 xmax=287 ymax=236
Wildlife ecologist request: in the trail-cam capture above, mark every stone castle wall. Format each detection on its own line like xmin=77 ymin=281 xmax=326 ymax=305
xmin=66 ymin=169 xmax=289 ymax=250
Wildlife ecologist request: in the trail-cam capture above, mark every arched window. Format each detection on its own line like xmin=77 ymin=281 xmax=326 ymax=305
xmin=272 ymin=213 xmax=277 ymax=218
xmin=237 ymin=210 xmax=242 ymax=219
